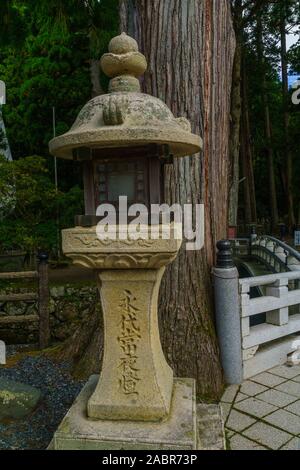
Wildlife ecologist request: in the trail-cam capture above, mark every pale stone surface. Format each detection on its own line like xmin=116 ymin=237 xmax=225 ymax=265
xmin=197 ymin=404 xmax=225 ymax=451
xmin=53 ymin=376 xmax=197 ymax=451
xmin=243 ymin=337 xmax=300 ymax=379
xmin=225 ymin=365 xmax=300 ymax=450
xmin=229 ymin=434 xmax=267 ymax=450
xmin=88 ymin=269 xmax=173 ymax=421
xmin=243 ymin=422 xmax=291 ymax=450
xmin=220 ymin=402 xmax=231 ymax=422
xmin=221 ymin=385 xmax=239 ymax=403
xmin=240 ymin=380 xmax=267 ymax=397
xmin=263 ymin=409 xmax=300 ymax=435
xmin=251 ymin=372 xmax=287 ymax=387
xmin=281 ymin=438 xmax=300 ymax=450
xmin=256 ymin=389 xmax=297 ymax=407
xmin=275 ymin=380 xmax=300 ymax=397
xmin=284 ymin=400 xmax=300 ymax=417
xmin=62 ymin=225 xmax=182 ymax=270
xmin=49 ymin=33 xmax=202 ymax=160
xmin=270 ymin=365 xmax=300 ymax=379
xmin=101 ymin=34 xmax=147 ymax=81
xmin=213 ymin=266 xmax=242 ymax=385
xmin=234 ymin=397 xmax=277 ymax=418
xmin=226 ymin=410 xmax=256 ymax=432
xmin=62 ymin=225 xmax=182 ymax=422
xmin=235 ymin=393 xmax=248 ymax=403
xmin=292 ymin=375 xmax=300 ymax=383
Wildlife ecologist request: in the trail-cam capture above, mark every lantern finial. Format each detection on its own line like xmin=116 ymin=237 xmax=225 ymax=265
xmin=100 ymin=32 xmax=147 ymax=93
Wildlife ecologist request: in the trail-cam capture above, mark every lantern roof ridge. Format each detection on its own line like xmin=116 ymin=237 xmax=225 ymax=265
xmin=49 ymin=33 xmax=202 ymax=159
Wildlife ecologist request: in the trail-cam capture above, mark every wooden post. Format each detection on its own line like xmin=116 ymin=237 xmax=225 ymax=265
xmin=37 ymin=252 xmax=50 ymax=349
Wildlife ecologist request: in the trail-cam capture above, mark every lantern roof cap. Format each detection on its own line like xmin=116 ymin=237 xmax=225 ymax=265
xmin=49 ymin=32 xmax=202 ymax=159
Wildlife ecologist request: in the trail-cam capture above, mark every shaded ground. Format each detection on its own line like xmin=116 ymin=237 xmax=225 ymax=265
xmin=0 ymin=346 xmax=226 ymax=451
xmin=0 ymin=347 xmax=84 ymax=450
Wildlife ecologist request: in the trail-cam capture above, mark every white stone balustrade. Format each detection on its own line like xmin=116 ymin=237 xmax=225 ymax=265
xmin=287 ymin=255 xmax=300 ymax=271
xmin=239 ymin=271 xmax=300 ymax=379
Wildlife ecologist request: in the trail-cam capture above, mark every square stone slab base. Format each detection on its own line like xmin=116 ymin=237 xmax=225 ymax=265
xmin=52 ymin=376 xmax=197 ymax=450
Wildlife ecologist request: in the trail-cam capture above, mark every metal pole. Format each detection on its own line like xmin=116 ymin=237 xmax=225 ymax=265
xmin=213 ymin=240 xmax=243 ymax=384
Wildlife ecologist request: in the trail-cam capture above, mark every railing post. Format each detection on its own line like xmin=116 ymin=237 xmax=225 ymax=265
xmin=249 ymin=225 xmax=257 ymax=256
xmin=213 ymin=240 xmax=243 ymax=384
xmin=266 ymin=278 xmax=289 ymax=326
xmin=37 ymin=252 xmax=50 ymax=349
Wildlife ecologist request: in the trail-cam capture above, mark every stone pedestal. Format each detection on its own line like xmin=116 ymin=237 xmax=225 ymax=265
xmin=52 ymin=375 xmax=197 ymax=450
xmin=89 ymin=269 xmax=173 ymax=421
xmin=62 ymin=224 xmax=185 ymax=419
xmin=49 ymin=224 xmax=200 ymax=450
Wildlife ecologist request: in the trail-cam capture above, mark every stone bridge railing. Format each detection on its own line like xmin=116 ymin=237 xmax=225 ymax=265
xmin=213 ymin=241 xmax=300 ymax=385
xmin=240 ymin=271 xmax=300 ymax=379
xmin=231 ymin=235 xmax=300 ymax=273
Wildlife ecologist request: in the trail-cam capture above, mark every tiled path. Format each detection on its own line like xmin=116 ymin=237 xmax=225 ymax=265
xmin=221 ymin=364 xmax=300 ymax=450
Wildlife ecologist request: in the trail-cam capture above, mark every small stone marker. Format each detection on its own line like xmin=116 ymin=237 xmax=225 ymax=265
xmin=0 ymin=378 xmax=41 ymax=422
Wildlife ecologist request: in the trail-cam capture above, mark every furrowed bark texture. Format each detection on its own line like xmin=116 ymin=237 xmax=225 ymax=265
xmin=120 ymin=0 xmax=235 ymax=399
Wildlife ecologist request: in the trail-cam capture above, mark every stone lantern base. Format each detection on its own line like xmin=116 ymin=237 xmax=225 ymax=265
xmin=51 ymin=375 xmax=197 ymax=450
xmin=49 ymin=224 xmax=198 ymax=450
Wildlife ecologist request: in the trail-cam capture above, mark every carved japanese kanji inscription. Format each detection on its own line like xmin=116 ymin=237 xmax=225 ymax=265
xmin=118 ymin=290 xmax=141 ymax=396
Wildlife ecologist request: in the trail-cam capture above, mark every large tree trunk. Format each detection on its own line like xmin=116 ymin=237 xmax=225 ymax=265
xmin=59 ymin=0 xmax=235 ymax=401
xmin=120 ymin=0 xmax=235 ymax=399
xmin=90 ymin=59 xmax=104 ymax=97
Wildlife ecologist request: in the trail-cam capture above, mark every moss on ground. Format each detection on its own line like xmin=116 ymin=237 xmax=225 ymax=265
xmin=3 ymin=344 xmax=63 ymax=368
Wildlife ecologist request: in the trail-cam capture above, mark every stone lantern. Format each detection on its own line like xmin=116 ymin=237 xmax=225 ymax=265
xmin=49 ymin=33 xmax=202 ymax=450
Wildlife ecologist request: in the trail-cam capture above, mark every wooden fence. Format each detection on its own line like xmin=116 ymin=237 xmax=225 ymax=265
xmin=0 ymin=253 xmax=50 ymax=349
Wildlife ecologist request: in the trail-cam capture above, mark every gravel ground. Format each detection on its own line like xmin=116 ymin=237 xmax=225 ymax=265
xmin=0 ymin=346 xmax=84 ymax=450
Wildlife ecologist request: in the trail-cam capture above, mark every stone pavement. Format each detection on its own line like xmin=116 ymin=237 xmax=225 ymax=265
xmin=197 ymin=404 xmax=225 ymax=450
xmin=221 ymin=364 xmax=300 ymax=450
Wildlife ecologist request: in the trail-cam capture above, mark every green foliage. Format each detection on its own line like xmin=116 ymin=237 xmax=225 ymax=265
xmin=0 ymin=0 xmax=118 ymax=257
xmin=0 ymin=0 xmax=118 ymax=159
xmin=238 ymin=0 xmax=300 ymax=222
xmin=289 ymin=41 xmax=300 ymax=73
xmin=0 ymin=31 xmax=91 ymax=158
xmin=0 ymin=156 xmax=83 ymax=253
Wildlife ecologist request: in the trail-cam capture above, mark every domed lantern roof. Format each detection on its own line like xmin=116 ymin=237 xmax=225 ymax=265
xmin=49 ymin=33 xmax=202 ymax=159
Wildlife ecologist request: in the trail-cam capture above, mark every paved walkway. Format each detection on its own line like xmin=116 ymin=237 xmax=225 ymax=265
xmin=221 ymin=364 xmax=300 ymax=450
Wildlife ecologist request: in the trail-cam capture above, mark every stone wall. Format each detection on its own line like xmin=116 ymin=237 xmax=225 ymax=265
xmin=0 ymin=284 xmax=98 ymax=345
